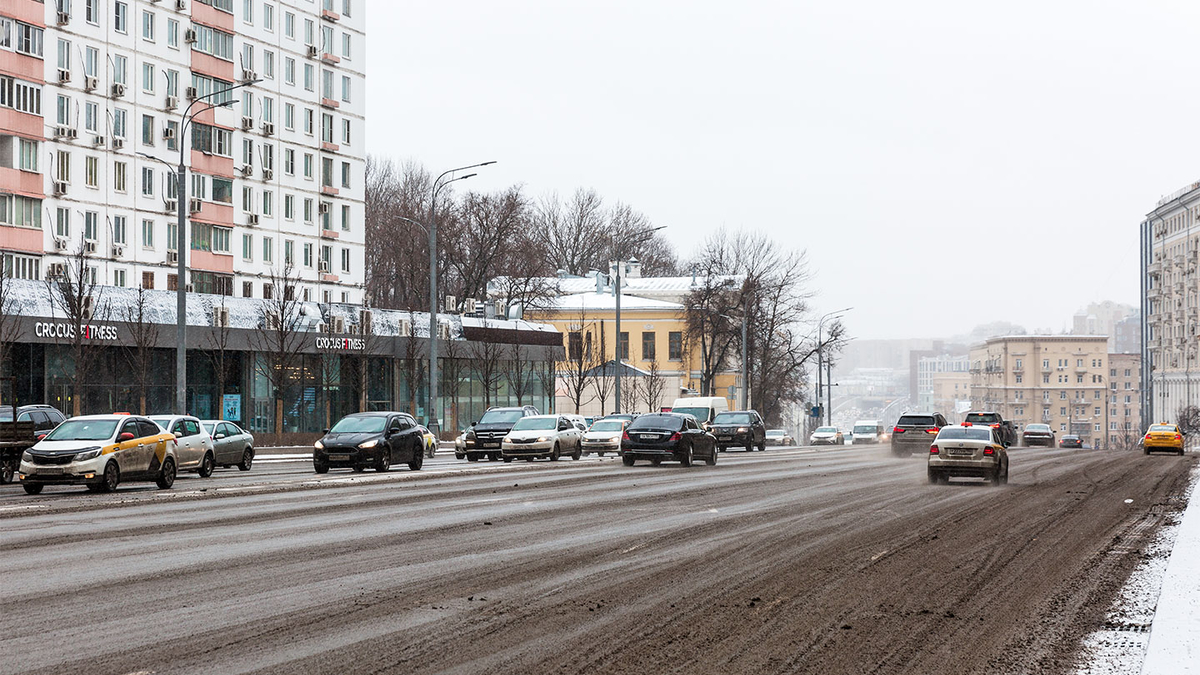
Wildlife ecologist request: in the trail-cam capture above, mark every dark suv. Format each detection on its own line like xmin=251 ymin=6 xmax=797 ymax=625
xmin=0 ymin=405 xmax=67 ymax=437
xmin=963 ymin=411 xmax=1017 ymax=447
xmin=891 ymin=412 xmax=948 ymax=457
xmin=463 ymin=405 xmax=540 ymax=461
xmin=710 ymin=410 xmax=767 ymax=452
xmin=313 ymin=411 xmax=426 ymax=473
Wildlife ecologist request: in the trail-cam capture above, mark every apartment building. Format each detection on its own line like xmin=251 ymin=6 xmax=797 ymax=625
xmin=928 ymin=368 xmax=970 ymax=423
xmin=1107 ymin=353 xmax=1142 ymax=448
xmin=915 ymin=353 xmax=967 ymax=411
xmin=1140 ymin=181 xmax=1200 ymax=431
xmin=968 ymin=335 xmax=1109 ymax=444
xmin=1 ymin=0 xmax=364 ymax=303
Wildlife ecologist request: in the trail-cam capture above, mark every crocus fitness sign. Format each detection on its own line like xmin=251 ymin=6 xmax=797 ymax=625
xmin=34 ymin=322 xmax=119 ymax=341
xmin=315 ymin=336 xmax=366 ymax=351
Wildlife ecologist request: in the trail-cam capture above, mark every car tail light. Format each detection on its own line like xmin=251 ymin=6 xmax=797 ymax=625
xmin=929 ymin=445 xmax=939 ymax=454
xmin=1146 ymin=434 xmax=1152 ymax=440
xmin=926 ymin=427 xmax=939 ymax=434
xmin=893 ymin=427 xmax=904 ymax=434
xmin=1176 ymin=434 xmax=1183 ymax=441
xmin=983 ymin=446 xmax=995 ymax=456
xmin=669 ymin=432 xmax=681 ymax=442
xmin=962 ymin=422 xmax=972 ymax=427
xmin=990 ymin=423 xmax=1000 ymax=429
xmin=622 ymin=430 xmax=630 ymax=441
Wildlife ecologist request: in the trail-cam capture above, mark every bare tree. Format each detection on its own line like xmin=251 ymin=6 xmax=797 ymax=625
xmin=641 ymin=359 xmax=668 ymax=413
xmin=441 ymin=338 xmax=466 ymax=432
xmin=119 ymin=284 xmax=160 ymax=415
xmin=248 ymin=265 xmax=308 ymax=435
xmin=0 ymin=270 xmax=25 ymax=406
xmin=589 ymin=321 xmax=613 ymax=415
xmin=533 ymin=355 xmax=557 ymax=414
xmin=45 ymin=245 xmax=106 ymax=417
xmin=469 ymin=330 xmax=506 ymax=409
xmin=402 ymin=310 xmax=426 ymax=418
xmin=442 ymin=186 xmax=529 ymax=308
xmin=503 ymin=343 xmax=535 ymax=406
xmin=532 ymin=189 xmax=608 ymax=276
xmin=1177 ymin=405 xmax=1200 ymax=438
xmin=204 ymin=295 xmax=236 ymax=418
xmin=314 ymin=304 xmax=340 ymax=432
xmin=559 ymin=306 xmax=597 ymax=414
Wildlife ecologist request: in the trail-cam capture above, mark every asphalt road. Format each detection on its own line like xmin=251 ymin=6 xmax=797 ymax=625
xmin=0 ymin=444 xmax=1192 ymax=675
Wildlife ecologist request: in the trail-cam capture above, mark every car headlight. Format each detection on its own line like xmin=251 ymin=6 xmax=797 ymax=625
xmin=737 ymin=427 xmax=749 ymax=433
xmin=21 ymin=451 xmax=33 ymax=462
xmin=74 ymin=447 xmax=102 ymax=462
xmin=358 ymin=439 xmax=378 ymax=449
xmin=314 ymin=440 xmax=324 ymax=450
xmin=537 ymin=436 xmax=551 ymax=442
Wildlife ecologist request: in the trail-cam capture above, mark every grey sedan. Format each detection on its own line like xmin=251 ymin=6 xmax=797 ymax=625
xmin=201 ymin=420 xmax=256 ymax=471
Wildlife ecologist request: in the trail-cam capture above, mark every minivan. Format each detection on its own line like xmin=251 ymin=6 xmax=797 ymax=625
xmin=852 ymin=420 xmax=885 ymax=444
xmin=669 ymin=396 xmax=730 ymax=429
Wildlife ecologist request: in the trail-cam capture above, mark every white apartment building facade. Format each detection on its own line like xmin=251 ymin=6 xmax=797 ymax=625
xmin=1 ymin=0 xmax=365 ymax=303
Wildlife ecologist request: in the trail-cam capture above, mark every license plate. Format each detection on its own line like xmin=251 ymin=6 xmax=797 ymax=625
xmin=329 ymin=454 xmax=350 ymax=461
xmin=481 ymin=443 xmax=499 ymax=449
xmin=36 ymin=467 xmax=65 ymax=475
xmin=718 ymin=436 xmax=732 ymax=441
xmin=948 ymin=448 xmax=973 ymax=456
xmin=640 ymin=434 xmax=660 ymax=440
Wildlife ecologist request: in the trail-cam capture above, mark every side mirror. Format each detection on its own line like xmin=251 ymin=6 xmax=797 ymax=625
xmin=215 ymin=432 xmax=226 ymax=439
xmin=118 ymin=432 xmax=135 ymax=441
xmin=323 ymin=428 xmax=330 ymax=435
xmin=471 ymin=421 xmax=478 ymax=427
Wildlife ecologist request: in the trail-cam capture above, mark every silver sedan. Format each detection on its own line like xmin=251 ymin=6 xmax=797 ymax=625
xmin=201 ymin=420 xmax=256 ymax=471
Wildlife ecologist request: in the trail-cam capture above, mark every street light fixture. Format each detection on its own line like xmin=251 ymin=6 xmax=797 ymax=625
xmin=146 ymin=78 xmax=260 ymax=415
xmin=428 ymin=161 xmax=496 ymax=433
xmin=613 ymin=225 xmax=667 ymax=413
xmin=816 ymin=307 xmax=851 ymax=427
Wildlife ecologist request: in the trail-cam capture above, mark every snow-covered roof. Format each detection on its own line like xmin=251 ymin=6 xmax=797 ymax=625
xmin=460 ymin=316 xmax=558 ymax=333
xmin=546 ymin=274 xmax=742 ymax=295
xmin=547 ymin=292 xmax=683 ymax=312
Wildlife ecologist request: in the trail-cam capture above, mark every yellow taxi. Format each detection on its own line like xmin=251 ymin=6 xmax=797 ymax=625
xmin=18 ymin=414 xmax=178 ymax=494
xmin=1143 ymin=423 xmax=1186 ymax=456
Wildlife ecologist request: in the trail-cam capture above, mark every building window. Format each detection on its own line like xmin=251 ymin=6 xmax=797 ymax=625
xmin=341 ymin=75 xmax=350 ymax=102
xmin=284 ymin=11 xmax=294 ymax=38
xmin=342 ymin=119 xmax=351 ymax=145
xmin=114 ymin=2 xmax=128 ymax=33
xmin=142 ymin=219 xmax=154 ymax=248
xmin=167 ymin=18 xmax=179 ymax=48
xmin=263 ymin=3 xmax=274 ymax=30
xmin=642 ymin=332 xmax=656 ymax=360
xmin=262 ymin=236 xmax=273 ymax=263
xmin=263 ymin=50 xmax=274 ymax=79
xmin=86 ymin=0 xmax=97 ymax=23
xmin=3 ymin=253 xmax=40 ymax=280
xmin=242 ymin=233 xmax=252 ymax=261
xmin=668 ymin=331 xmax=683 ymax=360
xmin=114 ymin=269 xmax=127 ymax=287
xmin=341 ymin=161 xmax=350 ymax=188
xmin=303 ymin=153 xmax=313 ymax=180
xmin=262 ymin=190 xmax=273 ymax=216
xmin=303 ymin=198 xmax=313 ymax=224
xmin=17 ymin=138 xmax=38 ymax=172
xmin=0 ymin=195 xmax=42 ymax=229
xmin=141 ymin=167 xmax=154 ymax=196
xmin=85 ymin=156 xmax=98 ymax=187
xmin=142 ymin=10 xmax=155 ymax=41
xmin=192 ymin=24 xmax=234 ymax=61
xmin=141 ymin=114 xmax=155 ymax=145
xmin=340 ymin=247 xmax=350 ymax=273
xmin=84 ymin=211 xmax=98 ymax=241
xmin=284 ymin=102 xmax=295 ymax=130
xmin=55 ymin=149 xmax=70 ymax=183
xmin=283 ymin=239 xmax=294 ymax=266
xmin=303 ymin=242 xmax=312 ymax=267
xmin=342 ymin=32 xmax=351 ymax=59
xmin=341 ymin=204 xmax=350 ymax=231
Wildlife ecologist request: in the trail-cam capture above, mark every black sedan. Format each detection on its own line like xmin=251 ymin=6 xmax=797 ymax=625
xmin=620 ymin=412 xmax=717 ymax=467
xmin=313 ymin=412 xmax=425 ymax=473
xmin=1059 ymin=435 xmax=1084 ymax=449
xmin=1020 ymin=423 xmax=1056 ymax=447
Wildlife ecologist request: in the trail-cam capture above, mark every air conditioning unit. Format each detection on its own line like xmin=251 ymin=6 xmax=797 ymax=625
xmin=165 ymin=95 xmax=179 ymax=110
xmin=57 ymin=68 xmax=70 ymax=83
xmin=81 ymin=296 xmax=95 ymax=321
xmin=438 ymin=322 xmax=452 ymax=340
xmin=111 ymin=244 xmax=125 ymax=257
xmin=240 ymin=164 xmax=254 ymax=177
xmin=189 ymin=198 xmax=203 ymax=213
xmin=48 ymin=262 xmax=68 ymax=279
xmin=164 ymin=198 xmax=178 ymax=213
xmin=262 ymin=122 xmax=275 ymax=136
xmin=399 ymin=318 xmax=412 ymax=337
xmin=333 ymin=316 xmax=346 ymax=334
xmin=93 ymin=135 xmax=106 ymax=146
xmin=463 ymin=298 xmax=477 ymax=315
xmin=359 ymin=309 xmax=373 ymax=335
xmin=111 ymin=83 xmax=126 ymax=98
xmin=246 ymin=214 xmax=259 ymax=226
xmin=241 ymin=116 xmax=254 ymax=130
xmin=444 ymin=295 xmax=457 ymax=312
xmin=213 ymin=306 xmax=230 ymax=328
xmin=84 ymin=75 xmax=98 ymax=91
xmin=84 ymin=240 xmax=97 ymax=254
xmin=53 ymin=181 xmax=68 ymax=196
xmin=163 ymin=127 xmax=176 ymax=140
xmin=66 ymin=127 xmax=78 ymax=139
xmin=184 ymin=28 xmax=197 ymax=43
xmin=176 ymin=0 xmax=187 ymax=12
xmin=56 ymin=11 xmax=69 ymax=25
xmin=55 ymin=126 xmax=72 ymax=138
xmin=241 ymin=69 xmax=257 ymax=83
xmin=318 ymin=260 xmax=329 ymax=273
xmin=307 ymin=45 xmax=319 ymax=58
xmin=495 ymin=301 xmax=507 ymax=319
xmin=262 ymin=168 xmax=273 ymax=180
xmin=185 ymin=284 xmax=195 ymax=293
xmin=54 ymin=237 xmax=69 ymax=251
xmin=185 ymin=85 xmax=198 ymax=99
xmin=112 ymin=137 xmax=125 ymax=150
xmin=318 ymin=202 xmax=330 ymax=214
xmin=167 ymin=251 xmax=179 ymax=263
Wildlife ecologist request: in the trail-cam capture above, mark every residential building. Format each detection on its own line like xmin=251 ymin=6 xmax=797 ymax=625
xmin=1113 ymin=314 xmax=1141 ymax=356
xmin=1107 ymin=353 xmax=1142 ymax=449
xmin=1140 ymin=181 xmax=1200 ymax=431
xmin=915 ymin=353 xmax=967 ymax=411
xmin=969 ymin=335 xmax=1109 ymax=445
xmin=0 ymin=0 xmax=365 ymax=303
xmin=929 ymin=369 xmax=970 ymax=423
xmin=1071 ymin=301 xmax=1136 ymax=352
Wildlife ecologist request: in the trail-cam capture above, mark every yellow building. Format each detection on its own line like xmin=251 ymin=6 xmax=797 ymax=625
xmin=929 ymin=370 xmax=971 ymax=422
xmin=527 ymin=291 xmax=741 ymax=417
xmin=969 ymin=335 xmax=1109 ymax=444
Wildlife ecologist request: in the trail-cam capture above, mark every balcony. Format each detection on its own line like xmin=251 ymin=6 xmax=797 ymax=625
xmin=1149 ymin=261 xmax=1163 ymax=275
xmin=1176 ymin=254 xmax=1187 ymax=268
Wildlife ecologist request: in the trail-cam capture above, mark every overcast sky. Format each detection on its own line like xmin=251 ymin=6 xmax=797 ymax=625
xmin=366 ymin=1 xmax=1196 ymax=340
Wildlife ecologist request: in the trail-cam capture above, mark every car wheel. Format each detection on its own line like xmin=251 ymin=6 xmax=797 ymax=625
xmin=503 ymin=456 xmax=513 ymax=463
xmin=1143 ymin=447 xmax=1150 ymax=455
xmin=745 ymin=441 xmax=754 ymax=453
xmin=467 ymin=453 xmax=480 ymax=462
xmin=489 ymin=453 xmax=501 ymax=462
xmin=706 ymin=447 xmax=717 ymax=466
xmin=758 ymin=440 xmax=766 ymax=452
xmin=426 ymin=443 xmax=437 ymax=459
xmin=408 ymin=449 xmax=423 ymax=471
xmin=927 ymin=468 xmax=939 ymax=485
xmin=198 ymin=452 xmax=215 ymax=478
xmin=622 ymin=455 xmax=635 ymax=466
xmin=238 ymin=449 xmax=254 ymax=471
xmin=1001 ymin=463 xmax=1010 ymax=485
xmin=0 ymin=459 xmax=14 ymax=484
xmin=990 ymin=467 xmax=1002 ymax=487
xmin=314 ymin=458 xmax=329 ymax=473
xmin=156 ymin=457 xmax=177 ymax=489
xmin=352 ymin=465 xmax=366 ymax=473
xmin=98 ymin=461 xmax=120 ymax=492
xmin=571 ymin=444 xmax=582 ymax=460
xmin=376 ymin=448 xmax=392 ymax=472
xmin=549 ymin=443 xmax=560 ymax=461
xmin=680 ymin=444 xmax=693 ymax=467
xmin=22 ymin=482 xmax=43 ymax=495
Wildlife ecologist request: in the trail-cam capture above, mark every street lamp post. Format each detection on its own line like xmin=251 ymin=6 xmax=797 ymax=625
xmin=428 ymin=162 xmax=495 ymax=433
xmin=816 ymin=307 xmax=851 ymax=427
xmin=613 ymin=226 xmax=666 ymax=413
xmin=145 ymin=79 xmax=259 ymax=415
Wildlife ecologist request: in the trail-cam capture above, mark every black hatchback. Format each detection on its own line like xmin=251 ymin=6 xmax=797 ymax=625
xmin=313 ymin=412 xmax=426 ymax=473
xmin=620 ymin=413 xmax=718 ymax=467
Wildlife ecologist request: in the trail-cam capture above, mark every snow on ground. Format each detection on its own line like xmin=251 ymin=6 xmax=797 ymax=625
xmin=1072 ymin=462 xmax=1199 ymax=675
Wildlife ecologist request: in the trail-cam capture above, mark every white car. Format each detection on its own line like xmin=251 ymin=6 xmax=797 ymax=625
xmin=17 ymin=414 xmax=178 ymax=494
xmin=808 ymin=427 xmax=844 ymax=445
xmin=501 ymin=415 xmax=584 ymax=462
xmin=151 ymin=415 xmax=217 ymax=477
xmin=927 ymin=424 xmax=1010 ymax=486
xmin=582 ymin=418 xmax=626 ymax=456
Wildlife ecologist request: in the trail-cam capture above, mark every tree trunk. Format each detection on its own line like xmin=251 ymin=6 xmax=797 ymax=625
xmin=139 ymin=393 xmax=146 ymax=415
xmin=275 ymin=397 xmax=284 ymax=435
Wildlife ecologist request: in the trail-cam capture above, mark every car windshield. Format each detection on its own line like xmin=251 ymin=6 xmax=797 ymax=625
xmin=590 ymin=420 xmax=623 ymax=432
xmin=44 ymin=419 xmax=119 ymax=441
xmin=713 ymin=412 xmax=752 ymax=424
xmin=897 ymin=415 xmax=935 ymax=426
xmin=330 ymin=416 xmax=386 ymax=434
xmin=853 ymin=425 xmax=876 ymax=434
xmin=815 ymin=427 xmax=837 ymax=433
xmin=512 ymin=417 xmax=557 ymax=431
xmin=767 ymin=430 xmax=786 ymax=437
xmin=672 ymin=407 xmax=711 ymax=422
xmin=1149 ymin=425 xmax=1176 ymax=432
xmin=1026 ymin=424 xmax=1051 ymax=432
xmin=479 ymin=409 xmax=525 ymax=425
xmin=966 ymin=413 xmax=1001 ymax=423
xmin=937 ymin=428 xmax=992 ymax=441
xmin=629 ymin=414 xmax=685 ymax=431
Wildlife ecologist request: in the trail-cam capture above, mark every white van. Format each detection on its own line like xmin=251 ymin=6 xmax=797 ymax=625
xmin=669 ymin=397 xmax=730 ymax=429
xmin=852 ymin=419 xmax=885 ymax=444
